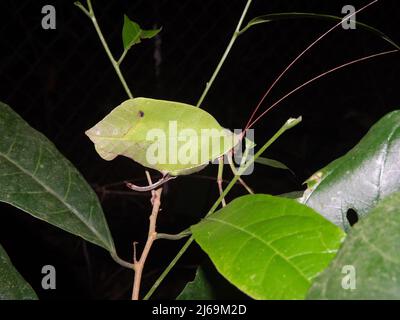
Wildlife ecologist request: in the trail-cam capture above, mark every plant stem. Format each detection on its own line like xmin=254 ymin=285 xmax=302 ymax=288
xmin=143 ymin=117 xmax=302 ymax=300
xmin=110 ymin=252 xmax=135 ymax=270
xmin=76 ymin=0 xmax=133 ymax=98
xmin=132 ymin=186 xmax=163 ymax=300
xmin=118 ymin=49 xmax=128 ymax=65
xmin=196 ymin=0 xmax=253 ymax=107
xmin=157 ymin=229 xmax=191 ymax=240
xmin=143 ymin=236 xmax=193 ymax=300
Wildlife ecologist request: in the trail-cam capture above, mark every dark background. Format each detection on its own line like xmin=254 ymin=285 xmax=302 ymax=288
xmin=0 ymin=0 xmax=399 ymax=299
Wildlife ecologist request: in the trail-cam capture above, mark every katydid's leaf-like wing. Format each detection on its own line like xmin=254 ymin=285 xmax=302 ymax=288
xmin=86 ymin=98 xmax=240 ymax=176
xmin=0 ymin=244 xmax=37 ymax=300
xmin=0 ymin=101 xmax=115 ymax=252
xmin=300 ymin=110 xmax=400 ymax=231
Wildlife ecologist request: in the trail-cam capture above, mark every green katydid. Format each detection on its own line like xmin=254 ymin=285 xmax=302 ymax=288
xmin=86 ymin=98 xmax=241 ymax=175
xmin=85 ymin=97 xmax=251 ymax=196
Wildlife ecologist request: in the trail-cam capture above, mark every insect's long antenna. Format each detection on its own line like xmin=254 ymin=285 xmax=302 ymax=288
xmin=247 ymin=49 xmax=398 ymax=129
xmin=244 ymin=0 xmax=378 ymax=131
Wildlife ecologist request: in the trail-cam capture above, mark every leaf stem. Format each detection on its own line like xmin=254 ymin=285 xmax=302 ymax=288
xmin=157 ymin=229 xmax=191 ymax=240
xmin=74 ymin=1 xmax=91 ymax=18
xmin=110 ymin=252 xmax=135 ymax=270
xmin=196 ymin=0 xmax=253 ymax=107
xmin=143 ymin=116 xmax=302 ymax=300
xmin=118 ymin=49 xmax=129 ymax=65
xmin=75 ymin=0 xmax=133 ymax=98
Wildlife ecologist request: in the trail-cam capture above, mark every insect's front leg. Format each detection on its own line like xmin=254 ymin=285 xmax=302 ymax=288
xmin=125 ymin=174 xmax=176 ymax=192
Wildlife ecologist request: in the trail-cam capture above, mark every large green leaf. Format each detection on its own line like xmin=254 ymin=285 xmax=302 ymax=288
xmin=0 ymin=101 xmax=115 ymax=252
xmin=0 ymin=244 xmax=37 ymax=300
xmin=307 ymin=192 xmax=400 ymax=299
xmin=239 ymin=12 xmax=400 ymax=50
xmin=300 ymin=110 xmax=400 ymax=231
xmin=191 ymin=194 xmax=345 ymax=299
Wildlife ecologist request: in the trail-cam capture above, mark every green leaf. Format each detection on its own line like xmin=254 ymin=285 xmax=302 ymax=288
xmin=255 ymin=156 xmax=293 ymax=173
xmin=0 ymin=244 xmax=37 ymax=300
xmin=279 ymin=190 xmax=304 ymax=199
xmin=141 ymin=28 xmax=162 ymax=39
xmin=122 ymin=15 xmax=161 ymax=51
xmin=122 ymin=15 xmax=142 ymax=50
xmin=300 ymin=110 xmax=400 ymax=231
xmin=307 ymin=191 xmax=400 ymax=299
xmin=240 ymin=12 xmax=400 ymax=50
xmin=177 ymin=266 xmax=217 ymax=300
xmin=0 ymin=101 xmax=115 ymax=252
xmin=177 ymin=262 xmax=249 ymax=300
xmin=191 ymin=194 xmax=345 ymax=299
xmin=86 ymin=98 xmax=240 ymax=176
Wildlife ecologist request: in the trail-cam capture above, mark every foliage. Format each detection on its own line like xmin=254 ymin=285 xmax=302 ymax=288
xmin=0 ymin=244 xmax=37 ymax=300
xmin=122 ymin=14 xmax=160 ymax=51
xmin=300 ymin=110 xmax=400 ymax=231
xmin=308 ymin=192 xmax=400 ymax=299
xmin=0 ymin=102 xmax=115 ymax=252
xmin=191 ymin=194 xmax=345 ymax=299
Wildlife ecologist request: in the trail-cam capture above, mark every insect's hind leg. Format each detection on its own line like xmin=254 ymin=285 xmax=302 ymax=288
xmin=217 ymin=156 xmax=226 ymax=207
xmin=228 ymin=149 xmax=254 ymax=194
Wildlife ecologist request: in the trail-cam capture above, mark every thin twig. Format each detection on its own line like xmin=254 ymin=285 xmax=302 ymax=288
xmin=118 ymin=49 xmax=129 ymax=65
xmin=133 ymin=242 xmax=138 ymax=263
xmin=196 ymin=0 xmax=253 ymax=107
xmin=157 ymin=229 xmax=191 ymax=240
xmin=131 ymin=186 xmax=163 ymax=300
xmin=75 ymin=0 xmax=134 ymax=98
xmin=110 ymin=252 xmax=135 ymax=270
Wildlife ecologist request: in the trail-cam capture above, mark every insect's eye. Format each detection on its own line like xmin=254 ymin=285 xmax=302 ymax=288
xmin=138 ymin=110 xmax=144 ymax=118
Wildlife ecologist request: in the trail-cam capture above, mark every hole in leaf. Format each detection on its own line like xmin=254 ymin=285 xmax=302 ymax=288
xmin=346 ymin=208 xmax=359 ymax=226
